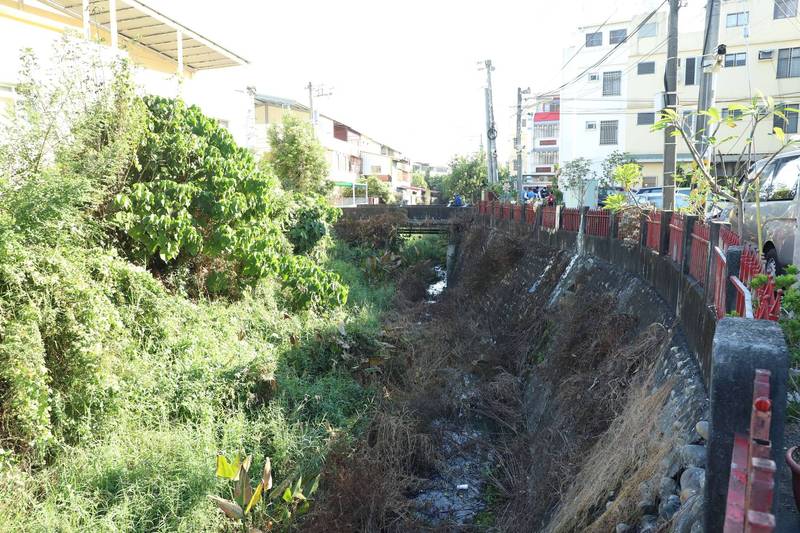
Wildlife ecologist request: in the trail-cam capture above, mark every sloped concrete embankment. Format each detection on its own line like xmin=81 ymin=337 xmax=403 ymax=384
xmin=449 ymin=223 xmax=711 ymax=532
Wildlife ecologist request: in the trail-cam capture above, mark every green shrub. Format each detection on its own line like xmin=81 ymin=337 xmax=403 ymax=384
xmin=287 ymin=193 xmax=340 ymax=255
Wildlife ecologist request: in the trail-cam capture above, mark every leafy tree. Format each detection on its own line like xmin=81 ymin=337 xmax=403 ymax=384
xmin=113 ymin=96 xmax=347 ymax=308
xmin=411 ymin=171 xmax=428 ymax=189
xmin=444 ymin=150 xmax=488 ymax=203
xmin=560 ymin=157 xmax=595 ymax=209
xmin=652 ymin=93 xmax=800 ymax=249
xmin=267 ymin=114 xmax=330 ymax=195
xmin=286 ymin=193 xmax=340 ymax=254
xmin=361 ymin=175 xmax=394 ymax=204
xmin=600 ymin=150 xmax=636 ymax=186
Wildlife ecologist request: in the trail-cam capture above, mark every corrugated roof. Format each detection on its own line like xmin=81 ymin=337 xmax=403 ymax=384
xmin=41 ymin=0 xmax=247 ymax=70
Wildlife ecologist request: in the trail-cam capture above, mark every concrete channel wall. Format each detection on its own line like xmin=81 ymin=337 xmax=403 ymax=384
xmin=477 ymin=207 xmax=790 ymax=531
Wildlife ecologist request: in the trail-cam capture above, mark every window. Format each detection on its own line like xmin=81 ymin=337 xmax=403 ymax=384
xmin=535 ymin=122 xmax=558 ymax=138
xmin=370 ymin=165 xmax=381 ymax=174
xmin=586 ymin=32 xmax=602 ymax=47
xmin=774 ymin=103 xmax=799 ymax=134
xmin=721 ymin=108 xmax=743 ymax=120
xmin=758 ymin=156 xmax=800 ymax=201
xmin=602 ymin=71 xmax=622 ymax=96
xmin=682 ymin=110 xmax=695 ymax=136
xmin=637 ymin=61 xmax=656 ymax=74
xmin=599 ymin=120 xmax=618 ymax=145
xmin=777 ymin=47 xmax=800 ymax=78
xmin=775 ymin=0 xmax=798 ymax=19
xmin=759 ymin=50 xmax=775 ymax=60
xmin=639 ymin=22 xmax=657 ymax=38
xmin=609 ymin=29 xmax=627 ymax=44
xmin=724 ymin=52 xmax=747 ymax=67
xmin=642 ymin=176 xmax=658 ymax=187
xmin=726 ymin=11 xmax=749 ymax=27
xmin=588 ymin=72 xmax=599 ymax=81
xmin=684 ymin=57 xmax=702 ymax=85
xmin=637 ymin=112 xmax=655 ymax=125
xmin=586 ymin=121 xmax=597 ymax=130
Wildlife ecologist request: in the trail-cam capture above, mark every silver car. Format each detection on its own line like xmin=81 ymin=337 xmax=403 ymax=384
xmin=730 ymin=150 xmax=800 ymax=273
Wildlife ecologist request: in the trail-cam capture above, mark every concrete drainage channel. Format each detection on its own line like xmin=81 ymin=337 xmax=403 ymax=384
xmin=414 ymin=263 xmax=491 ymax=526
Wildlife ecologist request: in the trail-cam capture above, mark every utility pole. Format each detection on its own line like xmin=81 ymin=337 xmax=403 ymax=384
xmin=515 ymin=87 xmax=531 ymax=201
xmin=479 ymin=60 xmax=499 ymax=184
xmin=695 ymin=0 xmax=721 ymax=160
xmin=662 ymin=0 xmax=681 ymax=211
xmin=305 ymin=82 xmax=333 ymax=138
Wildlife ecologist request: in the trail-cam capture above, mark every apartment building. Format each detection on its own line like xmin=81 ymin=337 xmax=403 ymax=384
xmin=559 ymin=14 xmax=636 ymax=181
xmin=626 ymin=0 xmax=800 ymax=183
xmin=529 ymin=96 xmax=561 ymax=187
xmin=1 ymin=0 xmax=250 ymax=141
xmin=560 ymin=0 xmax=800 ymax=188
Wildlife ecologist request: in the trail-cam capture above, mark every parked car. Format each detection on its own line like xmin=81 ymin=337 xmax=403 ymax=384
xmin=634 ymin=191 xmax=692 ymax=210
xmin=726 ymin=150 xmax=800 ymax=273
xmin=598 ymin=186 xmax=625 ymax=207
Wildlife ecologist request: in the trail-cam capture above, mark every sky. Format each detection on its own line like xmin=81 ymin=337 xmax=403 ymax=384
xmin=158 ymin=0 xmax=703 ymax=166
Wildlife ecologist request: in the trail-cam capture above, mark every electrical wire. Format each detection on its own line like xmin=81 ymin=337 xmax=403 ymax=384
xmin=537 ymin=0 xmax=669 ymax=99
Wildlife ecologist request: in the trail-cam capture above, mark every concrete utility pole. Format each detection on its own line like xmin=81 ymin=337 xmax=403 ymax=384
xmin=695 ymin=0 xmax=721 ymax=160
xmin=479 ymin=60 xmax=499 ymax=184
xmin=515 ymin=87 xmax=531 ymax=201
xmin=662 ymin=0 xmax=681 ymax=211
xmin=305 ymin=82 xmax=333 ymax=138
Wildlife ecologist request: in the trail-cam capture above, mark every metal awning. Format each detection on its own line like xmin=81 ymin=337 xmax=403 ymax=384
xmin=41 ymin=0 xmax=247 ymax=70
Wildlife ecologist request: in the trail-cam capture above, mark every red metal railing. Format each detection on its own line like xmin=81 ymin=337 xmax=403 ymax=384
xmin=645 ymin=212 xmax=661 ymax=251
xmin=724 ymin=369 xmax=776 ymax=533
xmin=492 ymin=201 xmax=501 ymax=218
xmin=586 ymin=209 xmax=610 ymax=237
xmin=525 ymin=205 xmax=536 ymax=224
xmin=735 ymin=244 xmax=782 ymax=321
xmin=542 ymin=206 xmax=556 ymax=228
xmin=689 ymin=221 xmax=710 ymax=285
xmin=502 ymin=202 xmax=511 ymax=220
xmin=713 ymin=245 xmax=728 ymax=320
xmin=513 ymin=204 xmax=523 ymax=223
xmin=669 ymin=213 xmax=685 ymax=264
xmin=561 ymin=208 xmax=580 ymax=232
xmin=721 ymin=226 xmax=741 ymax=251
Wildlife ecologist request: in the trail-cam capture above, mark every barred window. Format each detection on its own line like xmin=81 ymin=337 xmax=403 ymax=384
xmin=639 ymin=22 xmax=657 ymax=38
xmin=599 ymin=120 xmax=618 ymax=145
xmin=586 ymin=32 xmax=602 ymax=47
xmin=602 ymin=71 xmax=621 ymax=96
xmin=775 ymin=0 xmax=798 ymax=19
xmin=778 ymin=47 xmax=800 ymax=78
xmin=609 ymin=29 xmax=627 ymax=44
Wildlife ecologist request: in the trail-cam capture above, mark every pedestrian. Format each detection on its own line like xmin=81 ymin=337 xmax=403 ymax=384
xmin=453 ymin=194 xmax=464 ymax=207
xmin=546 ymin=192 xmax=555 ymax=207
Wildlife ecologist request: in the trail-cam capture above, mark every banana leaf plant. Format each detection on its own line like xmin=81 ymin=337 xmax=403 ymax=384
xmin=209 ymin=454 xmax=319 ymax=531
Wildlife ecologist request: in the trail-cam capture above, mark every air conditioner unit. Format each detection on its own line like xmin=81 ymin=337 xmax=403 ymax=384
xmin=588 ymin=72 xmax=599 ymax=81
xmin=759 ymin=50 xmax=775 ymax=61
xmin=586 ymin=121 xmax=597 ymax=130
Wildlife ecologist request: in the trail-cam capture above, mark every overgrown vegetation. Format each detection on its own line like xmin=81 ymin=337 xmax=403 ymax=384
xmin=0 ymin=38 xmax=444 ymax=532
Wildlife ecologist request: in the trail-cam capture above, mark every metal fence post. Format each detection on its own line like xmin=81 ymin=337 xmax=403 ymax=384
xmin=682 ymin=215 xmax=697 ymax=275
xmin=705 ymin=222 xmax=722 ymax=302
xmin=659 ymin=210 xmax=672 ymax=256
xmin=639 ymin=212 xmax=648 ymax=250
xmin=554 ymin=205 xmax=562 ymax=232
xmin=725 ymin=245 xmax=743 ymax=315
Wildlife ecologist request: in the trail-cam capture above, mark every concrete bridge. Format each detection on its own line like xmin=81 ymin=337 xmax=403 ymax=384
xmin=339 ymin=204 xmax=464 ymax=234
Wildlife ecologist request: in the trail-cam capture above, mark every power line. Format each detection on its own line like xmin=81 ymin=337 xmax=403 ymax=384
xmin=537 ymin=0 xmax=669 ymax=99
xmin=560 ymin=8 xmax=621 ymax=72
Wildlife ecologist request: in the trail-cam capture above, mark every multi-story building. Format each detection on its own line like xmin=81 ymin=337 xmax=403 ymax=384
xmin=528 ymin=96 xmax=561 ymax=188
xmin=626 ymin=0 xmax=800 ymax=183
xmin=1 ymin=0 xmax=249 ymax=140
xmin=559 ymin=0 xmax=800 ymax=189
xmin=559 ymin=14 xmax=636 ymax=184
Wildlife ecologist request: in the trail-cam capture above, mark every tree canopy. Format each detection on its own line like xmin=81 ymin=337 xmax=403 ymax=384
xmin=267 ymin=114 xmax=330 ymax=195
